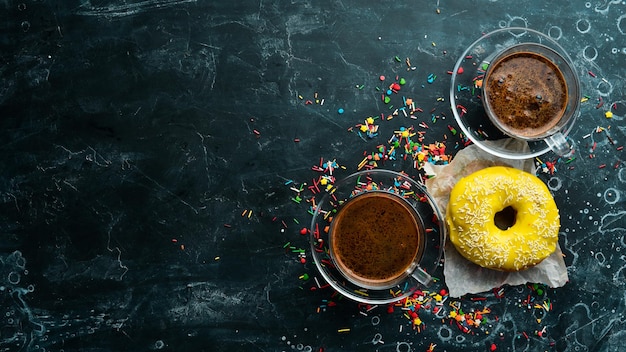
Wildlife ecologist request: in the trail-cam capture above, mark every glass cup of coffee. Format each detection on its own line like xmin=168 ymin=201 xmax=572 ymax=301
xmin=309 ymin=170 xmax=445 ymax=304
xmin=450 ymin=27 xmax=581 ymax=159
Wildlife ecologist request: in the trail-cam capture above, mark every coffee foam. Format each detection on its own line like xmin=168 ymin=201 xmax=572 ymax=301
xmin=330 ymin=192 xmax=423 ymax=288
xmin=484 ymin=52 xmax=568 ymax=138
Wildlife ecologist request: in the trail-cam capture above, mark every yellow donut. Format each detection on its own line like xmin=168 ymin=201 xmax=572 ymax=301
xmin=446 ymin=166 xmax=560 ymax=271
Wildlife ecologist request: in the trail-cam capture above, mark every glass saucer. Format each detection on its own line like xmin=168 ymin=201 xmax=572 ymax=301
xmin=449 ymin=27 xmax=580 ymax=159
xmin=309 ymin=169 xmax=446 ymax=304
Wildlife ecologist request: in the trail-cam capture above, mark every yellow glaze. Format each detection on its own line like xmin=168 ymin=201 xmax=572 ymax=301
xmin=446 ymin=166 xmax=560 ymax=271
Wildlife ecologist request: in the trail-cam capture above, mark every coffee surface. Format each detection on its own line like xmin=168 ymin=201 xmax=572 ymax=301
xmin=330 ymin=192 xmax=422 ymax=287
xmin=484 ymin=51 xmax=568 ymax=138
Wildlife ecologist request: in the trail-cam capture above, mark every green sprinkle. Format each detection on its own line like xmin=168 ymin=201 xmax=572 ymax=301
xmin=283 ymin=242 xmax=291 ymax=248
xmin=394 ymin=56 xmax=401 ymax=62
xmin=293 ymin=218 xmax=299 ymax=224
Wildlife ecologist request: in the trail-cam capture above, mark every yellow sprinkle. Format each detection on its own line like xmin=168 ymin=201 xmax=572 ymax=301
xmin=605 ymin=111 xmax=613 ymax=118
xmin=581 ymin=97 xmax=589 ymax=103
xmin=357 ymin=157 xmax=368 ymax=170
xmin=337 ymin=328 xmax=350 ymax=333
xmin=354 ymin=290 xmax=369 ymax=296
xmin=248 ymin=210 xmax=252 ymax=218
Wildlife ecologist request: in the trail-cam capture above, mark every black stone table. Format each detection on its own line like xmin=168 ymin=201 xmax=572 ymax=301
xmin=2 ymin=1 xmax=625 ymax=351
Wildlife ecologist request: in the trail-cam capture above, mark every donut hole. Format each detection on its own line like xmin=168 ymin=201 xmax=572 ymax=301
xmin=494 ymin=206 xmax=517 ymax=230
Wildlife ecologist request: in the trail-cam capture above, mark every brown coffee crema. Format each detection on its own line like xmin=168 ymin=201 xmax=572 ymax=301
xmin=484 ymin=51 xmax=568 ymax=138
xmin=330 ymin=192 xmax=423 ymax=288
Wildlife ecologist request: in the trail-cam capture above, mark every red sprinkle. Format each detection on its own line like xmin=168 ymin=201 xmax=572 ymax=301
xmin=596 ymin=97 xmax=604 ymax=109
xmin=588 ymin=70 xmax=596 ymax=77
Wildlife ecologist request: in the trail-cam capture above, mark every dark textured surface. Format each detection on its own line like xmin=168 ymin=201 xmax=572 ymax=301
xmin=1 ymin=1 xmax=626 ymax=351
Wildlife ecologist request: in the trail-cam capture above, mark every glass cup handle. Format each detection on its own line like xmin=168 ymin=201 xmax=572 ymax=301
xmin=545 ymin=132 xmax=574 ymax=158
xmin=410 ymin=266 xmax=434 ymax=287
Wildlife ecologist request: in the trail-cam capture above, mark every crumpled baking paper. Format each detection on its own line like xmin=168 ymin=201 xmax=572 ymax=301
xmin=423 ymin=139 xmax=569 ymax=298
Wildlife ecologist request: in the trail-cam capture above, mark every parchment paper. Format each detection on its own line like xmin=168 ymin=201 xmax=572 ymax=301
xmin=423 ymin=139 xmax=569 ymax=298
